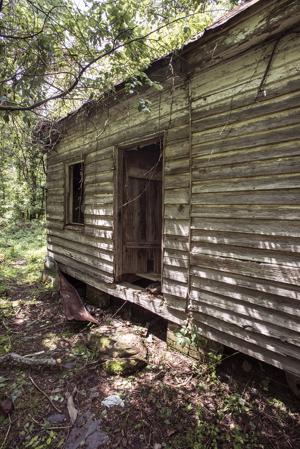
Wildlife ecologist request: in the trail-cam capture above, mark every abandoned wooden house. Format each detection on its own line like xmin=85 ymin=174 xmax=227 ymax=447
xmin=45 ymin=0 xmax=300 ymax=380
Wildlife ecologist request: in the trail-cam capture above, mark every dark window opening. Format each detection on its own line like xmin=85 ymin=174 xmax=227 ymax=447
xmin=68 ymin=162 xmax=84 ymax=224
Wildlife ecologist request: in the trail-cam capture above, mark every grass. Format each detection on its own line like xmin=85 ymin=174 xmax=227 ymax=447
xmin=0 ymin=220 xmax=47 ymax=296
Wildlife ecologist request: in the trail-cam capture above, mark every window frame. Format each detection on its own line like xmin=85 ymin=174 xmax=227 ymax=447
xmin=64 ymin=159 xmax=85 ymax=229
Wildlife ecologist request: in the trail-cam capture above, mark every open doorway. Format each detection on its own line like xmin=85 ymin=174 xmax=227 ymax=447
xmin=116 ymin=140 xmax=163 ymax=285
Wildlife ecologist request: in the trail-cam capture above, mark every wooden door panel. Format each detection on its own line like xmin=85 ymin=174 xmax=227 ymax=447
xmin=122 ymin=144 xmax=162 ymax=276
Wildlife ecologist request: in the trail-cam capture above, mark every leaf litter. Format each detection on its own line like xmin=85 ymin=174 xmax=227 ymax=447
xmin=0 ymin=225 xmax=299 ymax=449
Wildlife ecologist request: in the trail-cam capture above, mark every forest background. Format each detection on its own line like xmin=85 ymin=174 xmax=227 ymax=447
xmin=0 ymin=0 xmax=238 ymax=223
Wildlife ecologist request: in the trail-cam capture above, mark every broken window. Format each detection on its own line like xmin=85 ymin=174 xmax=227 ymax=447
xmin=67 ymin=161 xmax=84 ymax=224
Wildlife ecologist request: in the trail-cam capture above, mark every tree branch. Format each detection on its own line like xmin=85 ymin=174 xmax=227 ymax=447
xmin=0 ymin=5 xmax=61 ymax=40
xmin=0 ymin=11 xmax=202 ymax=112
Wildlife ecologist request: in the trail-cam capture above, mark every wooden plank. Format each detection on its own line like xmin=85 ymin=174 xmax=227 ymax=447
xmin=164 ymin=140 xmax=190 ymax=161
xmin=192 ymin=306 xmax=300 ymax=357
xmin=163 ymin=265 xmax=189 ymax=283
xmin=163 ymin=255 xmax=189 ymax=269
xmin=46 ymin=187 xmax=64 ymax=195
xmin=164 ymin=204 xmax=190 ymax=220
xmin=192 ymin=311 xmax=300 ymax=374
xmin=84 ymin=216 xmax=113 ymax=228
xmin=164 ymin=188 xmax=190 ymax=205
xmin=46 ymin=213 xmax=62 ymax=222
xmin=163 ymin=293 xmax=187 ymax=311
xmin=48 ymin=251 xmax=114 ymax=284
xmin=191 ymin=217 xmax=300 ymax=237
xmin=84 ymin=226 xmax=113 ymax=240
xmin=47 ymin=170 xmax=64 ymax=183
xmin=165 ymin=157 xmax=190 ymax=175
xmin=191 ymin=229 xmax=300 ymax=253
xmin=192 ymin=189 xmax=300 ymax=205
xmin=136 ymin=273 xmax=161 ymax=282
xmin=192 ymin=123 xmax=300 ymax=156
xmin=85 ymin=146 xmax=114 ymax=163
xmin=191 ymin=242 xmax=300 ymax=267
xmin=191 ymin=140 xmax=300 ymax=168
xmin=47 ymin=161 xmax=64 ymax=173
xmin=192 ymin=156 xmax=300 ymax=181
xmin=46 ymin=219 xmax=64 ymax=231
xmin=58 ymin=263 xmax=185 ymax=325
xmin=193 ymin=105 xmax=300 ymax=145
xmin=164 ymin=173 xmax=189 ymax=189
xmin=48 ymin=244 xmax=114 ymax=274
xmin=190 ymin=21 xmax=300 ymax=92
xmin=55 ymin=112 xmax=188 ymax=161
xmin=191 ymin=289 xmax=300 ymax=333
xmin=190 ymin=275 xmax=300 ymax=318
xmin=190 ymin=267 xmax=300 ymax=301
xmin=84 ymin=206 xmax=114 ymax=216
xmin=193 ymin=312 xmax=300 ymax=375
xmin=162 ymin=279 xmax=188 ymax=298
xmin=84 ymin=181 xmax=114 ymax=195
xmin=84 ymin=193 xmax=114 ymax=205
xmin=47 ymin=197 xmax=64 ymax=205
xmin=192 ymin=85 xmax=300 ymax=130
xmin=48 ymin=235 xmax=113 ymax=262
xmin=46 ymin=205 xmax=64 ymax=214
xmin=191 ymin=204 xmax=300 ymax=220
xmin=192 ymin=173 xmax=300 ymax=194
xmin=85 ymin=159 xmax=114 ymax=175
xmin=166 ymin=124 xmax=190 ymax=143
xmin=48 ymin=228 xmax=113 ymax=251
xmin=163 ymin=236 xmax=189 ymax=252
xmin=85 ymin=171 xmax=113 ymax=185
xmin=192 ymin=71 xmax=300 ymax=123
xmin=190 ymin=253 xmax=300 ymax=285
xmin=164 ymin=219 xmax=190 ymax=237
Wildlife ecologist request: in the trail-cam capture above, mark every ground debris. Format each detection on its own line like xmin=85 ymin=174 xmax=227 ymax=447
xmin=66 ymin=390 xmax=78 ymax=425
xmin=0 ymin=352 xmax=58 ymax=368
xmin=0 ymin=398 xmax=14 ymax=417
xmin=59 ymin=273 xmax=99 ymax=325
xmin=1 ymin=249 xmax=300 ymax=449
xmin=101 ymin=395 xmax=124 ymax=408
xmin=64 ymin=411 xmax=109 ymax=449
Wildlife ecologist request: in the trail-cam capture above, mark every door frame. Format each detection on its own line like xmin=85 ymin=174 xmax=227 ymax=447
xmin=114 ymin=132 xmax=165 ymax=282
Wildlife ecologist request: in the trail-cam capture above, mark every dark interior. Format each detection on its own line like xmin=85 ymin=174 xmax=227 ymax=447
xmin=71 ymin=162 xmax=84 ymax=224
xmin=120 ymin=141 xmax=162 ymax=283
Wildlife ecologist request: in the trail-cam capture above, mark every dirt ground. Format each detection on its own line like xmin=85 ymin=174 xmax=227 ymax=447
xmin=0 ymin=274 xmax=299 ymax=449
xmin=0 ymin=222 xmax=298 ymax=449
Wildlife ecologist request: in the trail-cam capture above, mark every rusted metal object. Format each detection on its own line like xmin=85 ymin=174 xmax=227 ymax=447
xmin=59 ymin=273 xmax=99 ymax=325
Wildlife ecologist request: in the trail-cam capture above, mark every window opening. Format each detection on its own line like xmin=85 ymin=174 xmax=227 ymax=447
xmin=68 ymin=161 xmax=84 ymax=224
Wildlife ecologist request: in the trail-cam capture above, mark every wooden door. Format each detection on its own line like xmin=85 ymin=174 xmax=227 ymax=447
xmin=121 ymin=144 xmax=162 ymax=278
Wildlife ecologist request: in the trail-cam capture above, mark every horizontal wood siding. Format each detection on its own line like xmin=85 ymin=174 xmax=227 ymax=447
xmin=46 ymin=1 xmax=300 ymax=377
xmin=47 ymin=144 xmax=115 ymax=283
xmin=47 ymin=71 xmax=190 ymax=310
xmin=190 ymin=29 xmax=300 ymax=375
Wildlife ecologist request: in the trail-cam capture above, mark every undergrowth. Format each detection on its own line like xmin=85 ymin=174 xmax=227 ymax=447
xmin=0 ymin=220 xmax=46 ymax=294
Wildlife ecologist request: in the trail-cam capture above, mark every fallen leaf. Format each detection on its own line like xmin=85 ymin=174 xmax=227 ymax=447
xmin=66 ymin=392 xmax=78 ymax=424
xmin=0 ymin=397 xmax=14 ymax=416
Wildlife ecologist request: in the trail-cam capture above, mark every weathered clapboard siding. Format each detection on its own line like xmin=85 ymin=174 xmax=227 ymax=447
xmin=47 ymin=143 xmax=115 ymax=283
xmin=46 ymin=0 xmax=300 ymax=377
xmin=47 ymin=74 xmax=191 ymax=300
xmin=189 ymin=26 xmax=300 ymax=375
